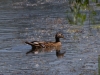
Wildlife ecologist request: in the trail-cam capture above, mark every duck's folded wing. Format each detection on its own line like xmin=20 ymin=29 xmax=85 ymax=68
xmin=25 ymin=41 xmax=44 ymax=48
xmin=25 ymin=41 xmax=34 ymax=46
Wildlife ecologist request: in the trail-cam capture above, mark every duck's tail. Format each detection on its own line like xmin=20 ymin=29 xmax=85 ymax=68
xmin=25 ymin=41 xmax=33 ymax=46
xmin=25 ymin=41 xmax=45 ymax=48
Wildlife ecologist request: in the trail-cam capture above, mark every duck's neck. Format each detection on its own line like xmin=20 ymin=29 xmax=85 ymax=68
xmin=55 ymin=37 xmax=60 ymax=42
xmin=56 ymin=50 xmax=60 ymax=55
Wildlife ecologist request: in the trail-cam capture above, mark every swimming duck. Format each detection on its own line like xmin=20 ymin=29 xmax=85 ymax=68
xmin=25 ymin=32 xmax=64 ymax=49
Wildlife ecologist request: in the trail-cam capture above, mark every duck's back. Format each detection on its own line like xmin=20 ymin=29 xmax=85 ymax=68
xmin=39 ymin=41 xmax=61 ymax=49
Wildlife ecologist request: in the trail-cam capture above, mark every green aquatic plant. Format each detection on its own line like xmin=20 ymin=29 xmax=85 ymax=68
xmin=92 ymin=24 xmax=100 ymax=29
xmin=67 ymin=0 xmax=97 ymax=25
xmin=96 ymin=3 xmax=100 ymax=6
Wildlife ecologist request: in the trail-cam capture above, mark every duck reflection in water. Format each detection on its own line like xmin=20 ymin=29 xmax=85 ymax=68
xmin=56 ymin=50 xmax=66 ymax=58
xmin=25 ymin=32 xmax=66 ymax=58
xmin=26 ymin=46 xmax=66 ymax=58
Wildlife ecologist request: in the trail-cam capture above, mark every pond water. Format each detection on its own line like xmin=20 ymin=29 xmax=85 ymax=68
xmin=0 ymin=0 xmax=100 ymax=75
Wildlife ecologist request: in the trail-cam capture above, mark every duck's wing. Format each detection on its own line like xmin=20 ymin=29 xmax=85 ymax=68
xmin=25 ymin=41 xmax=44 ymax=48
xmin=25 ymin=41 xmax=34 ymax=46
xmin=25 ymin=41 xmax=61 ymax=48
xmin=39 ymin=41 xmax=56 ymax=48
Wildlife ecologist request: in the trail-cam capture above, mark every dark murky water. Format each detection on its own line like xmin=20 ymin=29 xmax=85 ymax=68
xmin=0 ymin=0 xmax=100 ymax=75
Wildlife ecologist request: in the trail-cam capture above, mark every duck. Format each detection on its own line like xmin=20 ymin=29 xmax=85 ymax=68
xmin=25 ymin=32 xmax=64 ymax=50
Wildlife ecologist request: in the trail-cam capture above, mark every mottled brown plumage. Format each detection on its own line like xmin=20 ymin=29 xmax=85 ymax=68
xmin=25 ymin=33 xmax=64 ymax=49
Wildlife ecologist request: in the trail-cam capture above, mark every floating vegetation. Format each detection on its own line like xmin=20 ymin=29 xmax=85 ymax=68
xmin=67 ymin=0 xmax=97 ymax=25
xmin=91 ymin=24 xmax=100 ymax=29
xmin=96 ymin=3 xmax=100 ymax=6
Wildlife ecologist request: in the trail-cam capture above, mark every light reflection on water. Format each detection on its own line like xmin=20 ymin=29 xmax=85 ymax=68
xmin=0 ymin=0 xmax=100 ymax=75
xmin=0 ymin=9 xmax=67 ymax=48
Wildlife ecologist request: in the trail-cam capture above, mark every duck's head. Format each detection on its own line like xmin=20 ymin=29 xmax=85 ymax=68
xmin=55 ymin=33 xmax=64 ymax=38
xmin=55 ymin=33 xmax=64 ymax=42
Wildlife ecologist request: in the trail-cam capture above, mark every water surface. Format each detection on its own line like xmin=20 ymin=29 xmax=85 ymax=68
xmin=0 ymin=0 xmax=100 ymax=75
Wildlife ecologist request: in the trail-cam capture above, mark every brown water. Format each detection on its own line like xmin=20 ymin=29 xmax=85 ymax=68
xmin=0 ymin=0 xmax=100 ymax=75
